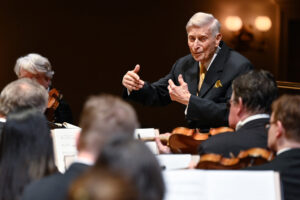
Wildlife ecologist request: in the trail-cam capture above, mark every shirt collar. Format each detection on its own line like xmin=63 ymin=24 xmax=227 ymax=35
xmin=74 ymin=157 xmax=94 ymax=166
xmin=235 ymin=114 xmax=270 ymax=131
xmin=277 ymin=148 xmax=292 ymax=155
xmin=0 ymin=117 xmax=6 ymax=123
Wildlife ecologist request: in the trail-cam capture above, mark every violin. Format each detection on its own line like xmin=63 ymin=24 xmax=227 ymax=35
xmin=45 ymin=88 xmax=62 ymax=122
xmin=197 ymin=153 xmax=241 ymax=169
xmin=237 ymin=147 xmax=274 ymax=167
xmin=168 ymin=127 xmax=234 ymax=154
xmin=196 ymin=148 xmax=274 ymax=170
xmin=209 ymin=127 xmax=234 ymax=136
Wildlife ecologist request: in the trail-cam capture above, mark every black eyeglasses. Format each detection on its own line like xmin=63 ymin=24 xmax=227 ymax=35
xmin=265 ymin=121 xmax=276 ymax=131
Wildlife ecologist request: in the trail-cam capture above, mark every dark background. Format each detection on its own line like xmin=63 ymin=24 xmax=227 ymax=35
xmin=0 ymin=0 xmax=299 ymax=132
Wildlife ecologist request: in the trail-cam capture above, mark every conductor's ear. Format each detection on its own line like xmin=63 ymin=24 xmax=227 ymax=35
xmin=215 ymin=33 xmax=222 ymax=47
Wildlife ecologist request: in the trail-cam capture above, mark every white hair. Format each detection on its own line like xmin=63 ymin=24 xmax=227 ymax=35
xmin=186 ymin=12 xmax=221 ymax=36
xmin=14 ymin=53 xmax=54 ymax=78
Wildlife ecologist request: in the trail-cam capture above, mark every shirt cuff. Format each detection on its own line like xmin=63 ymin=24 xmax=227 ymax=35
xmin=185 ymin=104 xmax=189 ymax=115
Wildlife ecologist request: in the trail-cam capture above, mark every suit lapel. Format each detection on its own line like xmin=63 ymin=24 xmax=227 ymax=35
xmin=185 ymin=60 xmax=199 ymax=95
xmin=198 ymin=42 xmax=229 ymax=97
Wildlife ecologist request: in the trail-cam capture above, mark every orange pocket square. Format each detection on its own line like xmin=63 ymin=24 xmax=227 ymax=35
xmin=214 ymin=80 xmax=223 ymax=88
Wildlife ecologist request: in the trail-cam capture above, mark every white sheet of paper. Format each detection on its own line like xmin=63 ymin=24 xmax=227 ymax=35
xmin=52 ymin=128 xmax=80 ymax=173
xmin=62 ymin=122 xmax=80 ymax=129
xmin=163 ymin=170 xmax=281 ymax=200
xmin=134 ymin=128 xmax=157 ymax=139
xmin=145 ymin=141 xmax=159 ymax=155
xmin=134 ymin=128 xmax=160 ymax=154
xmin=157 ymin=154 xmax=192 ymax=170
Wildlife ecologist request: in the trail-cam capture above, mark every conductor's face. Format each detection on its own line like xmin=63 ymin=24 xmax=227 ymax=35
xmin=187 ymin=25 xmax=221 ymax=64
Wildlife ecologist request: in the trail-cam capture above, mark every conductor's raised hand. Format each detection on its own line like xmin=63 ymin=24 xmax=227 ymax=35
xmin=122 ymin=64 xmax=145 ymax=92
xmin=168 ymin=74 xmax=191 ymax=105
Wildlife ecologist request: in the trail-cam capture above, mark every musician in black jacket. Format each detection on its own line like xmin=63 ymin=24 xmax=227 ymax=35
xmin=198 ymin=70 xmax=278 ymax=157
xmin=14 ymin=53 xmax=73 ymax=123
xmin=246 ymin=95 xmax=300 ymax=200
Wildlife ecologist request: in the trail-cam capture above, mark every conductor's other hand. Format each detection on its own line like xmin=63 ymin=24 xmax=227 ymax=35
xmin=122 ymin=64 xmax=145 ymax=92
xmin=168 ymin=74 xmax=191 ymax=105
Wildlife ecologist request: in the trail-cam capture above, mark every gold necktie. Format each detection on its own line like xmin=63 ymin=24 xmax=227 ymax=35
xmin=198 ymin=63 xmax=207 ymax=92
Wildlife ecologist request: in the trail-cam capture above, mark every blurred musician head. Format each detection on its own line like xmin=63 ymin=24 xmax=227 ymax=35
xmin=14 ymin=53 xmax=54 ymax=89
xmin=0 ymin=78 xmax=48 ymax=118
xmin=95 ymin=136 xmax=165 ymax=200
xmin=77 ymin=94 xmax=139 ymax=164
xmin=68 ymin=166 xmax=139 ymax=200
xmin=267 ymin=95 xmax=300 ymax=152
xmin=0 ymin=108 xmax=57 ymax=200
xmin=229 ymin=70 xmax=278 ymax=129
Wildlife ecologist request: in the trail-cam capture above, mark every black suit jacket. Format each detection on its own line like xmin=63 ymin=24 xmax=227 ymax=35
xmin=54 ymin=97 xmax=73 ymax=123
xmin=124 ymin=41 xmax=253 ymax=129
xmin=21 ymin=162 xmax=90 ymax=200
xmin=246 ymin=149 xmax=300 ymax=200
xmin=198 ymin=118 xmax=269 ymax=157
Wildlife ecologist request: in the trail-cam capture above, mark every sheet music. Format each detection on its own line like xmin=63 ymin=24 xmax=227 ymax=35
xmin=51 ymin=128 xmax=80 ymax=173
xmin=163 ymin=170 xmax=281 ymax=200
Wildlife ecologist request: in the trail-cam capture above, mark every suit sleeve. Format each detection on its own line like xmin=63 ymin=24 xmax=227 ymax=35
xmin=187 ymin=95 xmax=229 ymax=127
xmin=122 ymin=62 xmax=180 ymax=106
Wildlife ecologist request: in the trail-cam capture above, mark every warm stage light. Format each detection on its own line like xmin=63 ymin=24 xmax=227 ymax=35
xmin=225 ymin=16 xmax=243 ymax=31
xmin=255 ymin=16 xmax=272 ymax=32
